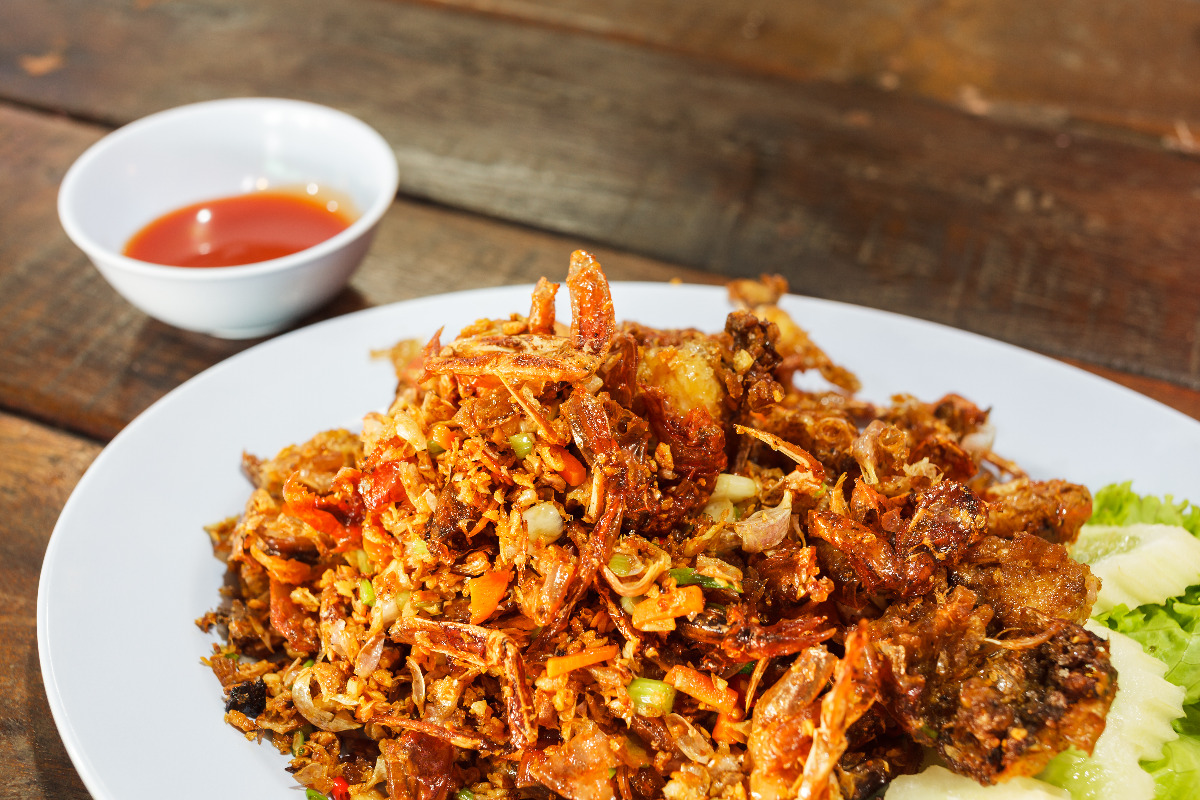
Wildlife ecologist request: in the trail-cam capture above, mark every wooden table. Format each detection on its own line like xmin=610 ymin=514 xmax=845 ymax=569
xmin=5 ymin=1 xmax=1200 ymax=796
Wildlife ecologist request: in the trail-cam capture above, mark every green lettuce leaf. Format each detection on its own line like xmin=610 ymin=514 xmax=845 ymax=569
xmin=1143 ymin=736 xmax=1200 ymax=800
xmin=1088 ymin=483 xmax=1200 ymax=799
xmin=1096 ymin=587 xmax=1200 ymax=705
xmin=1142 ymin=706 xmax=1200 ymax=800
xmin=1089 ymin=482 xmax=1200 ymax=536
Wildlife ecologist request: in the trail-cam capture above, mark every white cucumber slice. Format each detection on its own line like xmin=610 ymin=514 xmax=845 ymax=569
xmin=884 ymin=766 xmax=1068 ymax=799
xmin=1036 ymin=623 xmax=1185 ymax=800
xmin=1091 ymin=623 xmax=1185 ymax=762
xmin=1070 ymin=523 xmax=1200 ymax=613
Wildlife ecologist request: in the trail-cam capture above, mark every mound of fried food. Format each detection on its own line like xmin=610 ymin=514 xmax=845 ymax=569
xmin=198 ymin=251 xmax=1113 ymax=800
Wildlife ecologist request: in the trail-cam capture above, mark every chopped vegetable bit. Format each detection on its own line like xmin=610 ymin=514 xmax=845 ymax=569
xmin=429 ymin=422 xmax=457 ymax=454
xmin=508 ymin=432 xmax=535 ymax=459
xmin=664 ymin=665 xmax=739 ymax=715
xmin=469 ymin=567 xmax=513 ymax=625
xmin=358 ymin=577 xmax=376 ymax=607
xmin=630 ymin=585 xmax=705 ymax=631
xmin=546 ymin=444 xmax=587 ymax=486
xmin=546 ymin=644 xmax=619 ymax=678
xmin=607 ymin=553 xmax=636 ymax=577
xmin=668 ymin=566 xmax=739 ymax=591
xmin=712 ymin=712 xmax=749 ymax=744
xmin=523 ymin=502 xmax=565 ymax=545
xmin=346 ymin=548 xmax=373 ymax=575
xmin=712 ymin=473 xmax=757 ymax=503
xmin=627 ymin=677 xmax=676 ymax=717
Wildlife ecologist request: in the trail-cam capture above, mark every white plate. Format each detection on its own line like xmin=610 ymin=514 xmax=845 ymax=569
xmin=38 ymin=283 xmax=1200 ymax=799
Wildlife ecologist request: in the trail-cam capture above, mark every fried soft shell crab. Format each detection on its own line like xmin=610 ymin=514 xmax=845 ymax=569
xmin=198 ymin=251 xmax=1111 ymax=800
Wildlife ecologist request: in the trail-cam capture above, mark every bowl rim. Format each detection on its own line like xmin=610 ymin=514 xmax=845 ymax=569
xmin=57 ymin=97 xmax=399 ymax=282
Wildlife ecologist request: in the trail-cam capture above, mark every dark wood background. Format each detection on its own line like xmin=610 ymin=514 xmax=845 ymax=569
xmin=4 ymin=1 xmax=1200 ymax=796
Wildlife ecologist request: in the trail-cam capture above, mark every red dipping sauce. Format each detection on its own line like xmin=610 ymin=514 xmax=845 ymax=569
xmin=123 ymin=188 xmax=356 ymax=268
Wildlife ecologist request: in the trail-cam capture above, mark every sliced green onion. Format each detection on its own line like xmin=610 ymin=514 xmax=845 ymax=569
xmin=508 ymin=432 xmax=536 ymax=459
xmin=703 ymin=497 xmax=735 ymax=522
xmin=346 ymin=548 xmax=374 ymax=575
xmin=619 ymin=595 xmax=641 ymax=615
xmin=303 ymin=658 xmax=315 ymax=669
xmin=736 ymin=662 xmax=756 ymax=675
xmin=607 ymin=553 xmax=636 ymax=577
xmin=627 ymin=677 xmax=676 ymax=717
xmin=607 ymin=768 xmax=617 ymax=778
xmin=455 ymin=790 xmax=476 ymax=800
xmin=359 ymin=578 xmax=376 ymax=607
xmin=292 ymin=729 xmax=307 ymax=757
xmin=713 ymin=473 xmax=758 ymax=503
xmin=668 ymin=567 xmax=739 ymax=592
xmin=305 ymin=789 xmax=326 ymax=800
xmin=428 ymin=441 xmax=446 ymax=456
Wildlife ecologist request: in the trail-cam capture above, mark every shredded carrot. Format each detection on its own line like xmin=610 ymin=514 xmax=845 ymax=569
xmin=630 ymin=585 xmax=705 ymax=630
xmin=712 ymin=712 xmax=749 ymax=744
xmin=664 ymin=665 xmax=739 ymax=715
xmin=468 ymin=567 xmax=513 ymax=625
xmin=547 ymin=444 xmax=587 ymax=486
xmin=545 ymin=644 xmax=619 ymax=678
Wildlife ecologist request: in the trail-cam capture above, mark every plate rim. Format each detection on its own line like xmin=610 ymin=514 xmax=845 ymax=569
xmin=36 ymin=280 xmax=1200 ymax=798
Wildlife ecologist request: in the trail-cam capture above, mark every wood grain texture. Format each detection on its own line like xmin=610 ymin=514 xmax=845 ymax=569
xmin=0 ymin=413 xmax=98 ymax=800
xmin=3 ymin=0 xmax=1199 ymax=390
xmin=5 ymin=3 xmax=1200 ymax=795
xmin=422 ymin=0 xmax=1200 ymax=143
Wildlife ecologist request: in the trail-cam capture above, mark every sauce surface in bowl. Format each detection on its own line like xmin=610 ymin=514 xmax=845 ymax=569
xmin=123 ymin=188 xmax=356 ymax=268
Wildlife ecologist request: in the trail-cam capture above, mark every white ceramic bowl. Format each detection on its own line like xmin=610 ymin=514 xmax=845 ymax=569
xmin=58 ymin=98 xmax=399 ymax=338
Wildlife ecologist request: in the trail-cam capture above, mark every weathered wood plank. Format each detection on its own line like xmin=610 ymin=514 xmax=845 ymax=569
xmin=420 ymin=0 xmax=1200 ymax=145
xmin=3 ymin=0 xmax=1198 ymax=391
xmin=0 ymin=413 xmax=97 ymax=800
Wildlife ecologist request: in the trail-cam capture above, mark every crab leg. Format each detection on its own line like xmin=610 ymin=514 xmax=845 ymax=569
xmin=390 ymin=616 xmax=537 ymax=750
xmin=567 ymin=250 xmax=616 ymax=357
